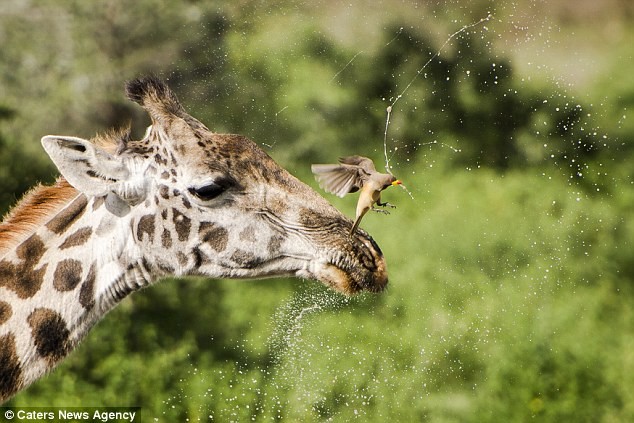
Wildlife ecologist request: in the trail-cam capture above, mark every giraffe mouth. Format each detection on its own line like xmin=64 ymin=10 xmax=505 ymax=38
xmin=301 ymin=233 xmax=389 ymax=295
xmin=312 ymin=260 xmax=388 ymax=295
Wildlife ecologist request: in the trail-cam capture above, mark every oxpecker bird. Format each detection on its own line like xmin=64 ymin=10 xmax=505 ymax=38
xmin=311 ymin=156 xmax=402 ymax=234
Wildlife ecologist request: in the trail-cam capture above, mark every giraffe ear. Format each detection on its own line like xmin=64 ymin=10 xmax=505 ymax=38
xmin=41 ymin=136 xmax=131 ymax=197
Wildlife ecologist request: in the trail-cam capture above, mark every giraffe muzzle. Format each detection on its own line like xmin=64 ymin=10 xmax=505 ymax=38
xmin=307 ymin=228 xmax=388 ymax=295
xmin=347 ymin=230 xmax=389 ymax=293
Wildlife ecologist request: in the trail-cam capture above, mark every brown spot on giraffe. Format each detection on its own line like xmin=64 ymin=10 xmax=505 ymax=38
xmin=45 ymin=195 xmax=88 ymax=234
xmin=27 ymin=308 xmax=71 ymax=365
xmin=158 ymin=185 xmax=170 ymax=199
xmin=79 ymin=265 xmax=96 ymax=310
xmin=169 ymin=152 xmax=178 ymax=166
xmin=136 ymin=214 xmax=155 ymax=243
xmin=0 ymin=334 xmax=23 ymax=402
xmin=230 ymin=249 xmax=263 ymax=268
xmin=53 ymin=259 xmax=83 ymax=292
xmin=172 ymin=208 xmax=191 ymax=242
xmin=268 ymin=234 xmax=285 ymax=254
xmin=154 ymin=153 xmax=167 ymax=166
xmin=0 ymin=301 xmax=12 ymax=325
xmin=0 ymin=235 xmax=47 ymax=299
xmin=199 ymin=222 xmax=228 ymax=252
xmin=17 ymin=233 xmax=47 ymax=262
xmin=239 ymin=226 xmax=256 ymax=242
xmin=161 ymin=228 xmax=173 ymax=248
xmin=59 ymin=227 xmax=93 ymax=249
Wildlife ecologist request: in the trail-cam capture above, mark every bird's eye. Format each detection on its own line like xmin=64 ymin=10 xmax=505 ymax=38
xmin=189 ymin=178 xmax=233 ymax=201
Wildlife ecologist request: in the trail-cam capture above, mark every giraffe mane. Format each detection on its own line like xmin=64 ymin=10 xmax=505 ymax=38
xmin=0 ymin=128 xmax=129 ymax=257
xmin=0 ymin=178 xmax=79 ymax=257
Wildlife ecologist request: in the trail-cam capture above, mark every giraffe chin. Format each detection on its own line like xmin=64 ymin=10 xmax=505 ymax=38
xmin=303 ymin=260 xmax=389 ymax=296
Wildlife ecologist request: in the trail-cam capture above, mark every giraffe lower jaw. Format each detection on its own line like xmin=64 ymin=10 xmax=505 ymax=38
xmin=300 ymin=260 xmax=388 ymax=295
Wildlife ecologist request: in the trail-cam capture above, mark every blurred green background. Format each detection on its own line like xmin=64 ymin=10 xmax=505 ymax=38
xmin=2 ymin=0 xmax=633 ymax=421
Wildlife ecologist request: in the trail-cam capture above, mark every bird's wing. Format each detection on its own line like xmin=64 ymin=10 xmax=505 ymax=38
xmin=311 ymin=163 xmax=365 ymax=198
xmin=338 ymin=155 xmax=377 ymax=173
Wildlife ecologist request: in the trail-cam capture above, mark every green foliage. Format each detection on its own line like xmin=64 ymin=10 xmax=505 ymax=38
xmin=0 ymin=107 xmax=56 ymax=216
xmin=1 ymin=1 xmax=634 ymax=421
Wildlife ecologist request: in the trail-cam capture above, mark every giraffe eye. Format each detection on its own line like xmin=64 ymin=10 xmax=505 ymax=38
xmin=189 ymin=178 xmax=233 ymax=201
xmin=189 ymin=184 xmax=225 ymax=201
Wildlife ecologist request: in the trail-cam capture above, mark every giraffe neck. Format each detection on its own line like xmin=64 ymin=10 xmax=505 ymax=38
xmin=0 ymin=193 xmax=153 ymax=402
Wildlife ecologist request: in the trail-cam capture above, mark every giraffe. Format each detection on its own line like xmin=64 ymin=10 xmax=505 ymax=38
xmin=0 ymin=76 xmax=388 ymax=403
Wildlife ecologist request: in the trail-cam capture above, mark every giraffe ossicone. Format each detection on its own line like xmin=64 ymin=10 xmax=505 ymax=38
xmin=0 ymin=76 xmax=387 ymax=403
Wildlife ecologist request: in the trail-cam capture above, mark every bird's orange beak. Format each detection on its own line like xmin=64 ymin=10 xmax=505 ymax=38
xmin=391 ymin=180 xmax=402 ymax=186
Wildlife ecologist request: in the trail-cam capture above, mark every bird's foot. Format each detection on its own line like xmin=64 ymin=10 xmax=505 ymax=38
xmin=371 ymin=207 xmax=390 ymax=215
xmin=378 ymin=201 xmax=396 ymax=209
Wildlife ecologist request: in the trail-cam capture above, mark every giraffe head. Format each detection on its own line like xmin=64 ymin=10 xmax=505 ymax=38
xmin=41 ymin=76 xmax=387 ymax=295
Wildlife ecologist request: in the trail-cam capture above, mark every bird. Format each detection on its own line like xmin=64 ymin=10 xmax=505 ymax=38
xmin=311 ymin=155 xmax=402 ymax=234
